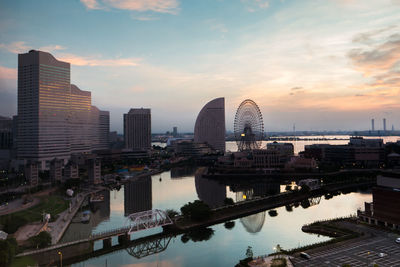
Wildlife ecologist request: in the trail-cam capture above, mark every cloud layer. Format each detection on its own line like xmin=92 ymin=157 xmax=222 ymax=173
xmin=80 ymin=0 xmax=179 ymax=14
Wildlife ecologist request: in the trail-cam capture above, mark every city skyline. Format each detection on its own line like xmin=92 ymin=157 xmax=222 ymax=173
xmin=1 ymin=0 xmax=400 ymax=132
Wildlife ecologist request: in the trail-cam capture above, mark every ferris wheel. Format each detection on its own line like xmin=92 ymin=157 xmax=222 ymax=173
xmin=234 ymin=99 xmax=264 ymax=151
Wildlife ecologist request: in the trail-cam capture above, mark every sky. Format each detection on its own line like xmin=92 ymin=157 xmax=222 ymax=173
xmin=0 ymin=0 xmax=400 ymax=133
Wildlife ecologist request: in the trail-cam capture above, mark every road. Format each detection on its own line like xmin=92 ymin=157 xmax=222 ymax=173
xmin=291 ymin=222 xmax=400 ymax=267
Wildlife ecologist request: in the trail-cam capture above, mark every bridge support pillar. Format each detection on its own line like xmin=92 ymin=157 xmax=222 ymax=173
xmin=118 ymin=234 xmax=129 ymax=244
xmin=103 ymin=238 xmax=112 ymax=248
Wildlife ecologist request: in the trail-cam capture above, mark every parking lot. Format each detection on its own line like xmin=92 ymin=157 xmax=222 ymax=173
xmin=291 ymin=223 xmax=400 ymax=267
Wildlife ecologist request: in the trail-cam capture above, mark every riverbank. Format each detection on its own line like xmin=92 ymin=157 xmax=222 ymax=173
xmin=204 ymin=168 xmax=383 ymax=180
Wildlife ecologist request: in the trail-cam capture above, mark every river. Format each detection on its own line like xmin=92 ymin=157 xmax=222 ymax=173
xmin=64 ymin=137 xmax=399 ymax=267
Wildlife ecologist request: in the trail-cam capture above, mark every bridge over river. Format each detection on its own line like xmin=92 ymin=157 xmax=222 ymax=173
xmin=17 ymin=209 xmax=174 ymax=265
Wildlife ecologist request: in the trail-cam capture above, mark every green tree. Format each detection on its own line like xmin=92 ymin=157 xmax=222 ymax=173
xmin=0 ymin=238 xmax=18 ymax=267
xmin=224 ymin=197 xmax=234 ymax=205
xmin=180 ymin=200 xmax=212 ymax=221
xmin=224 ymin=221 xmax=235 ymax=230
xmin=166 ymin=209 xmax=179 ymax=219
xmin=28 ymin=231 xmax=52 ymax=248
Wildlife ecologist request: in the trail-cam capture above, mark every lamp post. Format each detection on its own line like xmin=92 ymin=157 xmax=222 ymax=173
xmin=58 ymin=251 xmax=63 ymax=267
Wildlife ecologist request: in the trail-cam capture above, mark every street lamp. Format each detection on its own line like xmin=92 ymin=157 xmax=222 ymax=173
xmin=58 ymin=251 xmax=63 ymax=267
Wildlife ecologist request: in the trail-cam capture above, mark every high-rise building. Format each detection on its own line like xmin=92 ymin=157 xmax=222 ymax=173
xmin=17 ymin=50 xmax=110 ymax=169
xmin=123 ymin=108 xmax=151 ymax=151
xmin=98 ymin=110 xmax=110 ymax=150
xmin=18 ymin=50 xmax=71 ymax=169
xmin=371 ymin=118 xmax=375 ymax=131
xmin=173 ymin=126 xmax=178 ymax=137
xmin=383 ymin=118 xmax=387 ymax=132
xmin=194 ymin=97 xmax=225 ymax=153
xmin=69 ymin=84 xmax=92 ymax=154
xmin=0 ymin=116 xmax=12 ymax=149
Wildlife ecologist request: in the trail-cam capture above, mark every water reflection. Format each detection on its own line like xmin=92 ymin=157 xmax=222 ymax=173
xmin=181 ymin=227 xmax=214 ymax=243
xmin=126 ymin=235 xmax=172 ymax=259
xmin=231 ymin=180 xmax=281 ymax=233
xmin=90 ymin=190 xmax=111 ymax=226
xmin=195 ymin=168 xmax=226 ymax=208
xmin=231 ymin=181 xmax=280 ymax=200
xmin=124 ymin=176 xmax=152 ymax=216
xmin=69 ymin=167 xmax=372 ymax=267
xmin=171 ymin=166 xmax=198 ymax=179
xmin=60 ymin=189 xmax=111 ymax=243
xmin=240 ymin=213 xmax=266 ymax=233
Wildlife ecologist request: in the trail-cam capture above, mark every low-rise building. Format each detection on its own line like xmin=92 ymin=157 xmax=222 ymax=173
xmin=358 ymin=173 xmax=400 ymax=230
xmin=304 ymin=137 xmax=385 ymax=168
xmin=64 ymin=160 xmax=79 ymax=180
xmin=285 ymin=156 xmax=317 ymax=171
xmin=87 ymin=158 xmax=101 ymax=185
xmin=252 ymin=149 xmax=280 ymax=168
xmin=266 ymin=142 xmax=294 ymax=165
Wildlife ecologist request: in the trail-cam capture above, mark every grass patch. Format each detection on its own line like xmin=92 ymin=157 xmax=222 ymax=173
xmin=10 ymin=256 xmax=37 ymax=267
xmin=0 ymin=195 xmax=69 ymax=233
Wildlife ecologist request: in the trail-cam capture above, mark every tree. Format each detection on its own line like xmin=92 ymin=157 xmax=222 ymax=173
xmin=166 ymin=209 xmax=179 ymax=219
xmin=0 ymin=238 xmax=18 ymax=267
xmin=28 ymin=231 xmax=52 ymax=248
xmin=224 ymin=197 xmax=234 ymax=205
xmin=224 ymin=221 xmax=235 ymax=230
xmin=181 ymin=228 xmax=214 ymax=243
xmin=180 ymin=200 xmax=212 ymax=221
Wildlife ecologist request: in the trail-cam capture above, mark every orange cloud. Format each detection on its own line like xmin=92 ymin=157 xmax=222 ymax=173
xmin=348 ymin=33 xmax=400 ymax=77
xmin=0 ymin=65 xmax=17 ymax=80
xmin=57 ymin=54 xmax=141 ymax=67
xmin=80 ymin=0 xmax=102 ymax=10
xmin=0 ymin=41 xmax=30 ymax=54
xmin=0 ymin=41 xmax=66 ymax=54
xmin=81 ymin=0 xmax=180 ymax=14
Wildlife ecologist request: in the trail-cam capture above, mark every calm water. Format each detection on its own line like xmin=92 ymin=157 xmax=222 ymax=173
xmin=64 ymin=137 xmax=399 ymax=266
xmin=65 ymin=169 xmax=371 ymax=267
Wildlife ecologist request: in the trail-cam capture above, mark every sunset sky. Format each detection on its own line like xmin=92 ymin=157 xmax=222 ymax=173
xmin=0 ymin=0 xmax=400 ymax=133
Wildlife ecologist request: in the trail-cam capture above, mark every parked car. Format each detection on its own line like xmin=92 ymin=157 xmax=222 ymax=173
xmin=300 ymin=252 xmax=311 ymax=259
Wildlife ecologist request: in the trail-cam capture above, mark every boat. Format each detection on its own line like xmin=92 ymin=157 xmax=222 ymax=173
xmin=81 ymin=210 xmax=91 ymax=223
xmin=90 ymin=194 xmax=104 ymax=203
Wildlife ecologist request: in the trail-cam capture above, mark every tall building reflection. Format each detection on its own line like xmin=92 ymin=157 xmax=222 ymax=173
xmin=195 ymin=168 xmax=226 ymax=208
xmin=90 ymin=189 xmax=111 ymax=226
xmin=124 ymin=176 xmax=152 ymax=216
xmin=231 ymin=181 xmax=280 ymax=234
xmin=240 ymin=213 xmax=266 ymax=234
xmin=170 ymin=166 xmax=198 ymax=179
